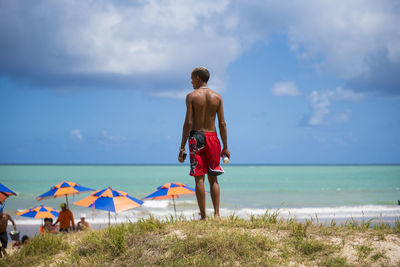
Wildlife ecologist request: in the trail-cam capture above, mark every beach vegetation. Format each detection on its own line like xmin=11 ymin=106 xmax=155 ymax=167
xmin=355 ymin=244 xmax=373 ymax=257
xmin=321 ymin=256 xmax=352 ymax=267
xmin=1 ymin=214 xmax=399 ymax=266
xmin=370 ymin=251 xmax=385 ymax=262
xmin=0 ymin=232 xmax=69 ymax=266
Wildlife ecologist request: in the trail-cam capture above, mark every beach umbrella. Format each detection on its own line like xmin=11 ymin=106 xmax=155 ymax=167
xmin=73 ymin=187 xmax=143 ymax=225
xmin=142 ymin=182 xmax=196 ymax=218
xmin=36 ymin=181 xmax=95 ymax=209
xmin=0 ymin=183 xmax=17 ymax=204
xmin=17 ymin=205 xmax=59 ymax=219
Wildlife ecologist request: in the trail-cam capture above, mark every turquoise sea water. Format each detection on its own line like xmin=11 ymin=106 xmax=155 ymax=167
xmin=1 ymin=165 xmax=399 ymax=224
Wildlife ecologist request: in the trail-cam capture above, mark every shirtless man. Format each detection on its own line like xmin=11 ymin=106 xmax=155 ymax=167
xmin=178 ymin=66 xmax=230 ymax=220
xmin=0 ymin=205 xmax=17 ymax=257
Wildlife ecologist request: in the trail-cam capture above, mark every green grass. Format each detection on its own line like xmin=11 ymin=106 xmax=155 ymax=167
xmin=1 ymin=213 xmax=399 ymax=267
xmin=0 ymin=232 xmax=69 ymax=267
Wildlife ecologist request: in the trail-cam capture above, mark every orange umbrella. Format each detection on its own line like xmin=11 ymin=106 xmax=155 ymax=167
xmin=0 ymin=183 xmax=17 ymax=204
xmin=142 ymin=182 xmax=196 ymax=218
xmin=73 ymin=187 xmax=143 ymax=225
xmin=17 ymin=205 xmax=59 ymax=219
xmin=36 ymin=181 xmax=95 ymax=208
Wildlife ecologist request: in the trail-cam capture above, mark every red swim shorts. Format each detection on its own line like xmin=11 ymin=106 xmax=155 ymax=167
xmin=188 ymin=131 xmax=224 ymax=176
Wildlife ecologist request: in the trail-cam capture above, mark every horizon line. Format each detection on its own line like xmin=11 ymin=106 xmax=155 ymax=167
xmin=1 ymin=163 xmax=399 ymax=166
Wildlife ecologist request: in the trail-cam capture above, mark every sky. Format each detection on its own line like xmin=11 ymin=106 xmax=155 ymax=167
xmin=0 ymin=0 xmax=399 ymax=164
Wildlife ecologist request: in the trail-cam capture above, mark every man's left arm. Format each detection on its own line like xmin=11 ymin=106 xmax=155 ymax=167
xmin=178 ymin=94 xmax=193 ymax=162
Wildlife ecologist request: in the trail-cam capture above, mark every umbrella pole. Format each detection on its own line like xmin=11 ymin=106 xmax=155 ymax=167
xmin=108 ymin=211 xmax=110 ymax=226
xmin=65 ymin=195 xmax=69 ymax=209
xmin=172 ymin=197 xmax=177 ymax=220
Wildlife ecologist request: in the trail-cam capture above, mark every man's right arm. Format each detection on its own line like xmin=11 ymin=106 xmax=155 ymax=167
xmin=178 ymin=94 xmax=193 ymax=163
xmin=217 ymin=98 xmax=230 ymax=159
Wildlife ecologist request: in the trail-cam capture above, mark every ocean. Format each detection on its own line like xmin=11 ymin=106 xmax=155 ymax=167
xmin=1 ymin=164 xmax=400 ymax=226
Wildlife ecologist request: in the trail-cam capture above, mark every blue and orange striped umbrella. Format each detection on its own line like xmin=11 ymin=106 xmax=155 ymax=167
xmin=17 ymin=205 xmax=59 ymax=219
xmin=73 ymin=187 xmax=143 ymax=224
xmin=0 ymin=183 xmax=17 ymax=204
xmin=142 ymin=182 xmax=196 ymax=218
xmin=36 ymin=181 xmax=95 ymax=208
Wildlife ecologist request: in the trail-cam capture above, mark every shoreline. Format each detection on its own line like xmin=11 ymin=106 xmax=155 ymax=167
xmin=2 ymin=163 xmax=400 ymax=166
xmin=10 ymin=203 xmax=400 ymax=223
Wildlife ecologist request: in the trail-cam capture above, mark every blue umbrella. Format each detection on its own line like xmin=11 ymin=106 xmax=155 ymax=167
xmin=0 ymin=183 xmax=17 ymax=203
xmin=74 ymin=187 xmax=143 ymax=225
xmin=36 ymin=180 xmax=95 ymax=209
xmin=17 ymin=205 xmax=59 ymax=218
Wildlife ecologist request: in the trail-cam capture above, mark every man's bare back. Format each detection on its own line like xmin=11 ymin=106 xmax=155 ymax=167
xmin=187 ymin=88 xmax=221 ymax=132
xmin=0 ymin=213 xmax=15 ymax=233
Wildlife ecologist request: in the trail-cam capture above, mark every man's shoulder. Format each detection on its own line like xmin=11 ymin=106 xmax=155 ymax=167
xmin=186 ymin=91 xmax=196 ymax=98
xmin=186 ymin=89 xmax=221 ymax=98
xmin=209 ymin=89 xmax=222 ymax=98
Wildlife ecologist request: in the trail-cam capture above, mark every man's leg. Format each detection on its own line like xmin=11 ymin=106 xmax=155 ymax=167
xmin=195 ymin=175 xmax=206 ymax=220
xmin=208 ymin=175 xmax=220 ymax=218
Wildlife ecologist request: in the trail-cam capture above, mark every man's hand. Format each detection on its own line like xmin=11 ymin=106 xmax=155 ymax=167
xmin=221 ymin=147 xmax=230 ymax=159
xmin=178 ymin=149 xmax=185 ymax=163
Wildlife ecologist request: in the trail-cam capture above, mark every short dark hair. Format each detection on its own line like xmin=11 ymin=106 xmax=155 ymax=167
xmin=21 ymin=235 xmax=29 ymax=244
xmin=191 ymin=67 xmax=210 ymax=83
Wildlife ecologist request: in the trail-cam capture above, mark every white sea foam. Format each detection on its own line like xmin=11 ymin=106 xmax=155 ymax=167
xmin=13 ymin=205 xmax=400 ymax=225
xmin=142 ymin=199 xmax=196 ymax=208
xmin=142 ymin=200 xmax=169 ymax=208
xmin=230 ymin=205 xmax=400 ymax=220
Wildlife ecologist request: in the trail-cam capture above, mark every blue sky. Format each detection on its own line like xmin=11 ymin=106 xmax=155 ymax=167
xmin=0 ymin=0 xmax=399 ymax=164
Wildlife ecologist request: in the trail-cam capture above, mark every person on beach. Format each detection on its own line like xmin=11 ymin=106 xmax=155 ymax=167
xmin=54 ymin=203 xmax=75 ymax=232
xmin=41 ymin=218 xmax=57 ymax=234
xmin=178 ymin=66 xmax=230 ymax=220
xmin=12 ymin=235 xmax=29 ymax=249
xmin=0 ymin=205 xmax=17 ymax=257
xmin=77 ymin=214 xmax=90 ymax=231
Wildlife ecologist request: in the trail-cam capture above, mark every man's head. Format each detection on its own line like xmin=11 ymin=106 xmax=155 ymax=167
xmin=191 ymin=66 xmax=210 ymax=89
xmin=60 ymin=203 xmax=67 ymax=211
xmin=80 ymin=214 xmax=86 ymax=222
xmin=21 ymin=235 xmax=29 ymax=244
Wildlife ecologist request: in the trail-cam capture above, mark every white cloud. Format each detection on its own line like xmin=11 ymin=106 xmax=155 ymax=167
xmin=334 ymin=109 xmax=352 ymax=123
xmin=151 ymin=90 xmax=191 ymax=99
xmin=271 ymin=81 xmax=301 ymax=96
xmin=331 ymin=87 xmax=364 ymax=102
xmin=307 ymin=90 xmax=331 ymax=126
xmin=1 ymin=0 xmax=399 ymax=95
xmin=70 ymin=129 xmax=83 ymax=141
xmin=0 ymin=0 xmax=240 ymax=94
xmin=284 ymin=1 xmax=400 ymax=80
xmin=101 ymin=130 xmax=126 ymax=142
xmin=305 ymin=87 xmax=362 ymax=126
xmin=234 ymin=0 xmax=400 ymax=94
